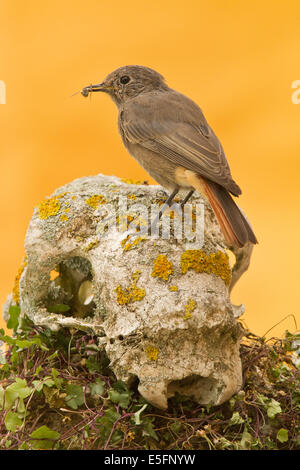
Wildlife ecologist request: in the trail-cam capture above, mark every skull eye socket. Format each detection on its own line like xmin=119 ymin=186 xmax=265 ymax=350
xmin=120 ymin=75 xmax=130 ymax=85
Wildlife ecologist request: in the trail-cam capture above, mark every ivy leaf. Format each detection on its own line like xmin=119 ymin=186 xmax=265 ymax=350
xmin=13 ymin=335 xmax=48 ymax=351
xmin=266 ymin=400 xmax=282 ymax=419
xmin=108 ymin=389 xmax=131 ymax=409
xmin=6 ymin=378 xmax=32 ymax=399
xmin=33 ymin=377 xmax=55 ymax=392
xmin=108 ymin=380 xmax=132 ymax=409
xmin=277 ymin=428 xmax=288 ymax=443
xmin=29 ymin=425 xmax=60 ymax=450
xmin=65 ymin=384 xmax=84 ymax=410
xmin=142 ymin=418 xmax=159 ymax=441
xmin=90 ymin=379 xmax=105 ymax=397
xmin=4 ymin=411 xmax=23 ymax=432
xmin=257 ymin=394 xmax=282 ymax=419
xmin=4 ymin=378 xmax=32 ymax=410
xmin=7 ymin=306 xmax=21 ymax=331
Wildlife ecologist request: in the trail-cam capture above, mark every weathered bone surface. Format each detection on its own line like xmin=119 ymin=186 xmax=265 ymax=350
xmin=4 ymin=174 xmax=253 ymax=409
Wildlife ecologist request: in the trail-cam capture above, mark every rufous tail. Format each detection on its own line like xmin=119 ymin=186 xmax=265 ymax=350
xmin=194 ymin=176 xmax=258 ymax=248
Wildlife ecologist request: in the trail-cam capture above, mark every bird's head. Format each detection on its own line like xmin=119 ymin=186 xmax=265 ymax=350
xmin=81 ymin=65 xmax=168 ymax=105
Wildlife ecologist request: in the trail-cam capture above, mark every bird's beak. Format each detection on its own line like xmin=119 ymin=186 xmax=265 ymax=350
xmin=81 ymin=82 xmax=112 ymax=97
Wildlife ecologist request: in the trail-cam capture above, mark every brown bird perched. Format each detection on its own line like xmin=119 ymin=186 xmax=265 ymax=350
xmin=81 ymin=65 xmax=257 ymax=247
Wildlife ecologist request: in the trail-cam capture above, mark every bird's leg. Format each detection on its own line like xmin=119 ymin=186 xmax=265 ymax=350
xmin=150 ymin=188 xmax=179 ymax=234
xmin=181 ymin=189 xmax=195 ymax=207
xmin=122 ymin=188 xmax=179 ymax=244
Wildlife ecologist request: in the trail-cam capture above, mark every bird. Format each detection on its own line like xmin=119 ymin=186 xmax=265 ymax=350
xmin=80 ymin=65 xmax=257 ymax=248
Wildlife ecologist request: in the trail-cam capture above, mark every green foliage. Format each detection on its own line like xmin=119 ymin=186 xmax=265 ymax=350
xmin=257 ymin=394 xmax=282 ymax=419
xmin=0 ymin=319 xmax=299 ymax=450
xmin=108 ymin=380 xmax=132 ymax=409
xmin=277 ymin=428 xmax=289 ymax=443
xmin=29 ymin=425 xmax=60 ymax=450
xmin=65 ymin=384 xmax=84 ymax=410
xmin=6 ymin=306 xmax=21 ymax=332
xmin=4 ymin=411 xmax=23 ymax=432
xmin=90 ymin=378 xmax=105 ymax=397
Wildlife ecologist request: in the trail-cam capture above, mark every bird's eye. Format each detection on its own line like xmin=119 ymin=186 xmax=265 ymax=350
xmin=120 ymin=75 xmax=130 ymax=85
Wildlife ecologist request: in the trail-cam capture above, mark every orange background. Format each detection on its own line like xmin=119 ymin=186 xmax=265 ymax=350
xmin=0 ymin=0 xmax=299 ymax=337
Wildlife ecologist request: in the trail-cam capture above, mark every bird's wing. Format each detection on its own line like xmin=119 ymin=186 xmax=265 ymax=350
xmin=120 ymin=91 xmax=241 ymax=196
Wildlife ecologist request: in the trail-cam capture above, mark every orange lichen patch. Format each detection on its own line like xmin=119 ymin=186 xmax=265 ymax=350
xmin=121 ymin=235 xmax=146 ymax=251
xmin=50 ymin=270 xmax=59 ymax=281
xmin=121 ymin=178 xmax=147 ymax=185
xmin=115 ymin=270 xmax=146 ymax=305
xmin=38 ymin=197 xmax=61 ymax=219
xmin=60 ymin=214 xmax=69 ymax=223
xmin=71 ymin=195 xmax=77 ymax=200
xmin=184 ymin=299 xmax=197 ymax=320
xmin=169 ymin=285 xmax=178 ymax=292
xmin=85 ymin=194 xmax=107 ymax=209
xmin=181 ymin=250 xmax=231 ymax=285
xmin=145 ymin=346 xmax=159 ymax=361
xmin=12 ymin=258 xmax=27 ymax=304
xmin=152 ymin=254 xmax=174 ymax=281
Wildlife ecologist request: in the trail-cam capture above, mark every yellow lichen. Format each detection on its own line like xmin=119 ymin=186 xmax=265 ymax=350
xmin=38 ymin=197 xmax=61 ymax=220
xmin=152 ymin=254 xmax=174 ymax=281
xmin=145 ymin=346 xmax=159 ymax=361
xmin=56 ymin=192 xmax=69 ymax=199
xmin=169 ymin=285 xmax=178 ymax=292
xmin=60 ymin=214 xmax=69 ymax=223
xmin=181 ymin=249 xmax=231 ymax=285
xmin=115 ymin=271 xmax=146 ymax=305
xmin=64 ymin=207 xmax=70 ymax=213
xmin=85 ymin=194 xmax=107 ymax=209
xmin=12 ymin=258 xmax=27 ymax=304
xmin=121 ymin=178 xmax=147 ymax=185
xmin=72 ymin=195 xmax=77 ymax=200
xmin=184 ymin=299 xmax=196 ymax=320
xmin=121 ymin=235 xmax=146 ymax=251
xmin=128 ymin=194 xmax=137 ymax=200
xmin=85 ymin=239 xmax=99 ymax=252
